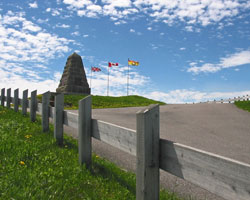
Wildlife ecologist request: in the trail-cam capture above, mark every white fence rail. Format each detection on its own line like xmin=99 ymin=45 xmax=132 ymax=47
xmin=1 ymin=88 xmax=250 ymax=200
xmin=197 ymin=95 xmax=249 ymax=104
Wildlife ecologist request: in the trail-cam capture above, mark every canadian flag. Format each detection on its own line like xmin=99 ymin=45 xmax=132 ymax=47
xmin=108 ymin=62 xmax=119 ymax=67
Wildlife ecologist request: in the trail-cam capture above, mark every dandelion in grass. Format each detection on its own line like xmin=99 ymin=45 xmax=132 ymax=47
xmin=96 ymin=155 xmax=99 ymax=158
xmin=19 ymin=161 xmax=25 ymax=165
xmin=25 ymin=135 xmax=32 ymax=139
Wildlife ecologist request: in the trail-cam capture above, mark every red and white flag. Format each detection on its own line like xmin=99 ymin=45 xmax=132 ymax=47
xmin=91 ymin=67 xmax=101 ymax=72
xmin=108 ymin=62 xmax=119 ymax=67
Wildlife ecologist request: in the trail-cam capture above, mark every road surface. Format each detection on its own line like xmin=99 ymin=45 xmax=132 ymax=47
xmin=65 ymin=103 xmax=250 ymax=200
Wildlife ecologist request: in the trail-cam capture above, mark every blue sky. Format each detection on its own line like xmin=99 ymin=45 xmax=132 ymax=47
xmin=0 ymin=0 xmax=250 ymax=103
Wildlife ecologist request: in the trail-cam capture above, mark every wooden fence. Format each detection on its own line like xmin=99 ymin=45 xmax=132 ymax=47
xmin=1 ymin=88 xmax=250 ymax=200
xmin=197 ymin=95 xmax=249 ymax=104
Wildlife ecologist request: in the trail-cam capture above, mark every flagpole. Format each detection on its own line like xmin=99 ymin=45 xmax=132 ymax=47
xmin=90 ymin=66 xmax=92 ymax=89
xmin=107 ymin=65 xmax=109 ymax=96
xmin=127 ymin=58 xmax=129 ymax=96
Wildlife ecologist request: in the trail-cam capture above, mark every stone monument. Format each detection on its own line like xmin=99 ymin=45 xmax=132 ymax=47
xmin=56 ymin=52 xmax=90 ymax=94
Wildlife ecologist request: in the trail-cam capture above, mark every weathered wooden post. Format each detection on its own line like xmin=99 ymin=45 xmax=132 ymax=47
xmin=136 ymin=104 xmax=160 ymax=200
xmin=78 ymin=95 xmax=92 ymax=169
xmin=54 ymin=93 xmax=64 ymax=146
xmin=1 ymin=88 xmax=5 ymax=107
xmin=7 ymin=88 xmax=11 ymax=108
xmin=22 ymin=89 xmax=28 ymax=115
xmin=14 ymin=89 xmax=19 ymax=112
xmin=30 ymin=90 xmax=37 ymax=122
xmin=42 ymin=91 xmax=50 ymax=132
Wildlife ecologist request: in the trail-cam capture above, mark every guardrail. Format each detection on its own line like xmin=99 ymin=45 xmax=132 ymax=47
xmin=1 ymin=87 xmax=250 ymax=200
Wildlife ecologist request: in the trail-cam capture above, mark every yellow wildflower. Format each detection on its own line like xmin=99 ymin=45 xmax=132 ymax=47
xmin=19 ymin=161 xmax=25 ymax=165
xmin=25 ymin=135 xmax=32 ymax=139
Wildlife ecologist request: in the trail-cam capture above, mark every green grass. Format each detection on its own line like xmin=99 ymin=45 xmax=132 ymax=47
xmin=36 ymin=94 xmax=166 ymax=109
xmin=234 ymin=100 xmax=250 ymax=112
xmin=0 ymin=106 xmax=181 ymax=200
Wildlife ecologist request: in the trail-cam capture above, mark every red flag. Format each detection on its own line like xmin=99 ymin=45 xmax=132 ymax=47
xmin=108 ymin=62 xmax=119 ymax=67
xmin=91 ymin=67 xmax=101 ymax=72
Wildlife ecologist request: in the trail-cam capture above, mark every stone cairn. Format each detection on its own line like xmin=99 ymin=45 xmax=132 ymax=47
xmin=56 ymin=52 xmax=90 ymax=94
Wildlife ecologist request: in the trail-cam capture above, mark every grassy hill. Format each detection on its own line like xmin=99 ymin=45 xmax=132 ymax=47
xmin=0 ymin=106 xmax=180 ymax=200
xmin=235 ymin=100 xmax=250 ymax=112
xmin=37 ymin=94 xmax=166 ymax=109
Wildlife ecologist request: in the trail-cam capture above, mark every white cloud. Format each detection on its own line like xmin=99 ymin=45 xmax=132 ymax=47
xmin=46 ymin=8 xmax=51 ymax=12
xmin=147 ymin=27 xmax=152 ymax=30
xmin=0 ymin=67 xmax=61 ymax=97
xmin=146 ymin=89 xmax=250 ymax=104
xmin=22 ymin=20 xmax=41 ymax=32
xmin=221 ymin=51 xmax=250 ymax=68
xmin=83 ymin=34 xmax=89 ymax=38
xmin=71 ymin=31 xmax=80 ymax=36
xmin=114 ymin=20 xmax=127 ymax=25
xmin=129 ymin=28 xmax=142 ymax=36
xmin=102 ymin=0 xmax=131 ymax=8
xmin=37 ymin=18 xmax=49 ymax=24
xmin=180 ymin=47 xmax=186 ymax=51
xmin=188 ymin=50 xmax=250 ymax=74
xmin=56 ymin=23 xmax=70 ymax=28
xmin=62 ymin=0 xmax=250 ymax=28
xmin=52 ymin=9 xmax=61 ymax=16
xmin=0 ymin=11 xmax=73 ymax=95
xmin=63 ymin=0 xmax=92 ymax=8
xmin=129 ymin=28 xmax=135 ymax=32
xmin=29 ymin=2 xmax=38 ymax=9
xmin=87 ymin=4 xmax=102 ymax=13
xmin=185 ymin=26 xmax=193 ymax=32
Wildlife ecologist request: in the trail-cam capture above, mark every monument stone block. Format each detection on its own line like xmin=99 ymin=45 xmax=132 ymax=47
xmin=56 ymin=52 xmax=90 ymax=94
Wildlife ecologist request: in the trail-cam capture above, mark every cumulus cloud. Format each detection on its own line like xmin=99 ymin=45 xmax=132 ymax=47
xmin=62 ymin=0 xmax=250 ymax=27
xmin=0 ymin=65 xmax=61 ymax=97
xmin=0 ymin=11 xmax=73 ymax=95
xmin=146 ymin=89 xmax=250 ymax=104
xmin=55 ymin=23 xmax=70 ymax=28
xmin=29 ymin=2 xmax=38 ymax=8
xmin=187 ymin=50 xmax=250 ymax=74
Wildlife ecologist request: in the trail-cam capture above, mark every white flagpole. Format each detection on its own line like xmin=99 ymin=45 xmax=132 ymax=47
xmin=90 ymin=66 xmax=92 ymax=89
xmin=107 ymin=65 xmax=109 ymax=96
xmin=127 ymin=59 xmax=130 ymax=96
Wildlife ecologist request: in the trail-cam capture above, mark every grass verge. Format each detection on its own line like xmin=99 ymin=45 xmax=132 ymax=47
xmin=36 ymin=94 xmax=166 ymax=109
xmin=234 ymin=100 xmax=250 ymax=112
xmin=0 ymin=106 xmax=181 ymax=200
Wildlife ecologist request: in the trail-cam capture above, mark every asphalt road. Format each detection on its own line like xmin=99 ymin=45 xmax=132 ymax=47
xmin=65 ymin=103 xmax=250 ymax=200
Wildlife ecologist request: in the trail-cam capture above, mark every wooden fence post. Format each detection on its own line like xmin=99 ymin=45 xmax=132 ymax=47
xmin=14 ymin=89 xmax=19 ymax=112
xmin=42 ymin=91 xmax=50 ymax=132
xmin=1 ymin=88 xmax=5 ymax=107
xmin=78 ymin=95 xmax=92 ymax=169
xmin=136 ymin=104 xmax=160 ymax=200
xmin=54 ymin=93 xmax=64 ymax=146
xmin=7 ymin=88 xmax=11 ymax=108
xmin=22 ymin=89 xmax=28 ymax=115
xmin=30 ymin=90 xmax=37 ymax=122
